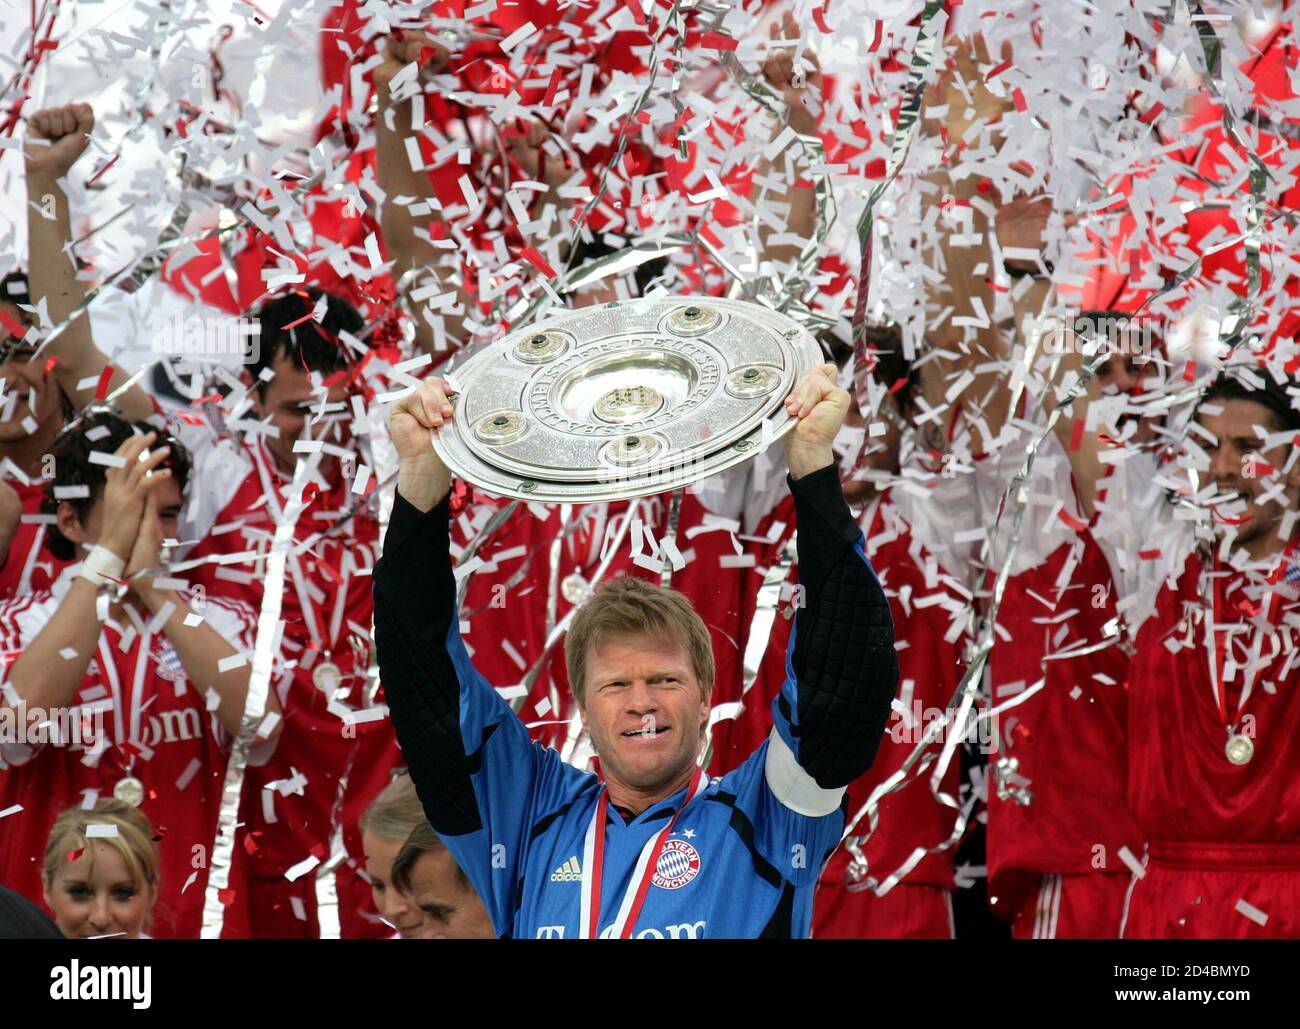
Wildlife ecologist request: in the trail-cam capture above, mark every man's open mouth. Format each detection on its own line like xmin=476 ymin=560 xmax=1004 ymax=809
xmin=622 ymin=726 xmax=669 ymax=738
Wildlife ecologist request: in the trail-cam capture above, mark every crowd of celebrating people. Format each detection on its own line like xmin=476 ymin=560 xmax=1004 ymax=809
xmin=1 ymin=0 xmax=1298 ymax=940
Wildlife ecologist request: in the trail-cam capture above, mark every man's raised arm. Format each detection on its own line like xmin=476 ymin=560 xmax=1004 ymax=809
xmin=24 ymin=104 xmax=154 ymax=422
xmin=373 ymin=379 xmax=577 ymax=934
xmin=373 ymin=378 xmax=478 ymax=820
xmin=764 ymin=365 xmax=899 ymax=813
xmin=372 ymin=35 xmax=472 ymax=355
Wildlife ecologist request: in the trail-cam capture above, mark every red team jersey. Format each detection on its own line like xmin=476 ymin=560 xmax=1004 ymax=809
xmin=975 ymin=412 xmax=1145 ymax=938
xmin=0 ymin=474 xmax=70 ymax=599
xmin=1089 ymin=445 xmax=1300 ymax=938
xmin=179 ymin=430 xmax=397 ymax=937
xmin=986 ymin=529 xmax=1144 ymax=936
xmin=1121 ymin=554 xmax=1300 ymax=938
xmin=0 ymin=573 xmax=255 ymax=938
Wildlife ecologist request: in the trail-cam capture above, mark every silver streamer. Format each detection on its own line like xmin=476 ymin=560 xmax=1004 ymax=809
xmin=201 ymin=453 xmax=318 ymax=937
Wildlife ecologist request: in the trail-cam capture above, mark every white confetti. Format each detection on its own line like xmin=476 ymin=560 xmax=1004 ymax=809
xmin=718 ymin=554 xmax=756 ymax=569
xmin=499 ymin=21 xmax=537 ymax=55
xmin=284 ymin=854 xmax=321 ymax=882
xmin=1234 ymin=899 xmax=1268 ymax=927
xmin=175 ymin=758 xmax=202 ymax=792
xmin=501 ymin=639 xmax=527 ymax=671
xmin=454 ymin=554 xmax=485 ymax=584
xmin=256 ymin=711 xmax=282 ymax=738
xmin=145 ymin=601 xmax=176 ymax=636
xmin=1117 ymin=846 xmax=1145 ymax=879
xmin=364 ymin=232 xmax=384 ymax=270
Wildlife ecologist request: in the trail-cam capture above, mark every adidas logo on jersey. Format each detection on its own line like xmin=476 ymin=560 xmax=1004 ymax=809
xmin=550 ymin=856 xmax=583 ymax=882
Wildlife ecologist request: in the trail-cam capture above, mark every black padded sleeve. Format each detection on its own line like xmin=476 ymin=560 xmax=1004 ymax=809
xmin=786 ymin=464 xmax=899 ymax=789
xmin=373 ymin=491 xmax=482 ymax=836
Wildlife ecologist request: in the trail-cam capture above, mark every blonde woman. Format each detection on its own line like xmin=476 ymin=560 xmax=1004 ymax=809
xmin=42 ymin=800 xmax=159 ymax=940
xmin=360 ymin=773 xmax=435 ymax=939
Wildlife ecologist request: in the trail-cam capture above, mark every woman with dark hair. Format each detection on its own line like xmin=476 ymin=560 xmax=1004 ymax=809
xmin=0 ymin=411 xmax=281 ymax=937
xmin=388 ymin=820 xmax=494 ymax=940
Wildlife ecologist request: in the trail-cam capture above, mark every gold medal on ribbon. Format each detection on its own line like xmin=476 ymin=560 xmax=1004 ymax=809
xmin=1225 ymin=733 xmax=1255 ymax=766
xmin=312 ymin=659 xmax=343 ymax=696
xmin=113 ymin=775 xmax=145 ymax=807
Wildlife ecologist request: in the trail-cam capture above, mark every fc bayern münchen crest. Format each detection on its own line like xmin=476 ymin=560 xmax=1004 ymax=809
xmin=652 ymin=838 xmax=701 ymax=890
xmin=152 ymin=640 xmax=187 ymax=684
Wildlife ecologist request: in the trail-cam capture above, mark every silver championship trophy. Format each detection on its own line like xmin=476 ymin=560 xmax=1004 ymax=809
xmin=433 ymin=296 xmax=824 ymax=502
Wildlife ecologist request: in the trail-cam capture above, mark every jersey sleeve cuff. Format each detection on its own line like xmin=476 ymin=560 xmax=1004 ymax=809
xmin=763 ymin=728 xmax=847 ymax=817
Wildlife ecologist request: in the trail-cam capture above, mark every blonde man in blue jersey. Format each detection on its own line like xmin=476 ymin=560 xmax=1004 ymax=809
xmin=374 ymin=366 xmax=897 ymax=938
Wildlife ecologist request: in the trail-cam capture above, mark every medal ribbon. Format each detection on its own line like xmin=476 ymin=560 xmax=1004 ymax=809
xmin=1205 ymin=549 xmax=1284 ymax=734
xmin=579 ymin=767 xmax=707 ymax=940
xmin=250 ymin=439 xmax=330 ymax=648
xmin=1204 ymin=557 xmax=1230 ymax=730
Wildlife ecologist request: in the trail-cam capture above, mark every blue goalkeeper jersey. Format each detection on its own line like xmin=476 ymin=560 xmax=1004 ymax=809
xmin=441 ymin=631 xmax=844 ymax=939
xmin=374 ymin=465 xmax=898 ymax=939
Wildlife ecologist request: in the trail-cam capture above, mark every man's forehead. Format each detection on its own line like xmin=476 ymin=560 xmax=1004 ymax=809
xmin=263 ymin=355 xmax=311 ymax=390
xmin=1197 ymin=397 xmax=1279 ymax=437
xmin=587 ymin=634 xmax=692 ymax=673
xmin=268 ymin=353 xmax=356 ymax=405
xmin=409 ymin=848 xmax=461 ymax=892
xmin=148 ymin=476 xmax=184 ymax=513
xmin=265 ymin=369 xmax=326 ymax=406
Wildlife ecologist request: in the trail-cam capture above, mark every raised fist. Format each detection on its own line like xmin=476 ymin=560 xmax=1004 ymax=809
xmin=25 ymin=103 xmax=94 ymax=180
xmin=374 ymin=30 xmax=451 ymax=93
xmin=761 ymin=17 xmax=823 ymax=135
